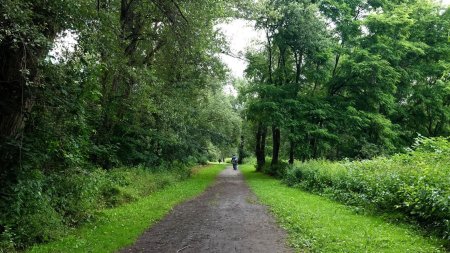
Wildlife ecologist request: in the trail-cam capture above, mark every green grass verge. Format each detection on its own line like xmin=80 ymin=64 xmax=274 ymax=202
xmin=241 ymin=164 xmax=447 ymax=253
xmin=27 ymin=164 xmax=225 ymax=253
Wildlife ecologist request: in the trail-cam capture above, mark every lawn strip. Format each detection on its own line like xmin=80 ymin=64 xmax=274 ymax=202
xmin=241 ymin=164 xmax=446 ymax=253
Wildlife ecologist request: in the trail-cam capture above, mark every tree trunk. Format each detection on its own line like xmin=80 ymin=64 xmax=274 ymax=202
xmin=238 ymin=135 xmax=244 ymax=164
xmin=255 ymin=124 xmax=262 ymax=171
xmin=294 ymin=51 xmax=303 ymax=85
xmin=0 ymin=39 xmax=46 ymax=172
xmin=266 ymin=29 xmax=273 ymax=84
xmin=288 ymin=139 xmax=295 ymax=165
xmin=271 ymin=126 xmax=280 ymax=166
xmin=255 ymin=123 xmax=267 ymax=171
xmin=310 ymin=137 xmax=318 ymax=159
xmin=332 ymin=53 xmax=340 ymax=77
xmin=261 ymin=126 xmax=267 ymax=165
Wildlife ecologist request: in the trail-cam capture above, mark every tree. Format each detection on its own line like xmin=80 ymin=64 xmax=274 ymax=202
xmin=241 ymin=0 xmax=450 ymax=167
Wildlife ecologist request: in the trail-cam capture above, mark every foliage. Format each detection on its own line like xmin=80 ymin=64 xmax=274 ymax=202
xmin=240 ymin=0 xmax=450 ymax=169
xmin=261 ymin=158 xmax=289 ymax=178
xmin=0 ymin=0 xmax=242 ymax=250
xmin=241 ymin=164 xmax=447 ymax=252
xmin=0 ymin=163 xmax=192 ymax=250
xmin=283 ymin=137 xmax=450 ymax=242
xmin=1 ymin=0 xmax=450 ymax=250
xmin=27 ymin=164 xmax=224 ymax=253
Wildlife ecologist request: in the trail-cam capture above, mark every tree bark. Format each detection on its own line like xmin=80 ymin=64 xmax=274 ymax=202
xmin=288 ymin=139 xmax=295 ymax=165
xmin=255 ymin=122 xmax=266 ymax=171
xmin=238 ymin=135 xmax=244 ymax=164
xmin=255 ymin=124 xmax=262 ymax=171
xmin=294 ymin=51 xmax=303 ymax=85
xmin=0 ymin=37 xmax=49 ymax=172
xmin=332 ymin=53 xmax=340 ymax=77
xmin=271 ymin=126 xmax=280 ymax=166
xmin=261 ymin=125 xmax=267 ymax=167
xmin=265 ymin=29 xmax=273 ymax=84
xmin=310 ymin=136 xmax=318 ymax=159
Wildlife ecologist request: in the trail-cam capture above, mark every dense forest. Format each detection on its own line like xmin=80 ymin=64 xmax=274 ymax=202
xmin=0 ymin=0 xmax=449 ymax=251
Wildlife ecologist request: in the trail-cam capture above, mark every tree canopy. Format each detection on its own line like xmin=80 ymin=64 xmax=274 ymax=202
xmin=240 ymin=0 xmax=450 ymax=171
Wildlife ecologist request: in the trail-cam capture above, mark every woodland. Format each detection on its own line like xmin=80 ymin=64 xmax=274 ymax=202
xmin=0 ymin=0 xmax=449 ymax=251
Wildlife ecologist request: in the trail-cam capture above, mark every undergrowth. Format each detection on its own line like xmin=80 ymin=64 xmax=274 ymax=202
xmin=0 ymin=163 xmax=192 ymax=252
xmin=242 ymin=164 xmax=447 ymax=252
xmin=24 ymin=163 xmax=224 ymax=253
xmin=283 ymin=137 xmax=450 ymax=242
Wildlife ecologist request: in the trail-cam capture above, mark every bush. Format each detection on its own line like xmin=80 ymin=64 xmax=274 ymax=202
xmin=100 ymin=164 xmax=190 ymax=208
xmin=46 ymin=169 xmax=105 ymax=226
xmin=0 ymin=170 xmax=66 ymax=249
xmin=197 ymin=156 xmax=209 ymax=165
xmin=0 ymin=164 xmax=192 ymax=250
xmin=244 ymin=156 xmax=256 ymax=165
xmin=262 ymin=161 xmax=289 ymax=179
xmin=282 ymin=137 xmax=450 ymax=241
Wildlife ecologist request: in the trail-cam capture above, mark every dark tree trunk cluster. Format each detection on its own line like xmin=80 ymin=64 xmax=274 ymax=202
xmin=271 ymin=126 xmax=280 ymax=166
xmin=0 ymin=32 xmax=55 ymax=175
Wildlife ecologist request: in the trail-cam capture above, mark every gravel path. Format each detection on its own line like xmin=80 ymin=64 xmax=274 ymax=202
xmin=119 ymin=166 xmax=292 ymax=253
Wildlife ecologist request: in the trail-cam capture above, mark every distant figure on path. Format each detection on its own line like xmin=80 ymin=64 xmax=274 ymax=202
xmin=231 ymin=154 xmax=238 ymax=170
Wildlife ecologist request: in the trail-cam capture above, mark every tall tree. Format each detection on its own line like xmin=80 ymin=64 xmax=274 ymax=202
xmin=242 ymin=0 xmax=450 ymax=167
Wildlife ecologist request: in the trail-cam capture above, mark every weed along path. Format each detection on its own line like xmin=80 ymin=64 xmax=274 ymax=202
xmin=119 ymin=166 xmax=293 ymax=253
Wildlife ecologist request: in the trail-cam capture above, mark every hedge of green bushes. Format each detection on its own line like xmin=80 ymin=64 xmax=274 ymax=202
xmin=0 ymin=164 xmax=191 ymax=250
xmin=283 ymin=137 xmax=450 ymax=242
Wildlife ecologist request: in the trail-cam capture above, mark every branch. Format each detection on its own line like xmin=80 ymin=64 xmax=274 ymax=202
xmin=171 ymin=0 xmax=189 ymax=24
xmin=221 ymin=51 xmax=248 ymax=62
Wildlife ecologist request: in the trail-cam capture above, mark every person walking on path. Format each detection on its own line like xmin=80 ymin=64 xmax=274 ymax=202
xmin=231 ymin=154 xmax=238 ymax=170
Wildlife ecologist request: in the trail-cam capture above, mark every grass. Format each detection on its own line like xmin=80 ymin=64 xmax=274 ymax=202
xmin=285 ymin=152 xmax=450 ymax=239
xmin=99 ymin=166 xmax=191 ymax=207
xmin=241 ymin=164 xmax=447 ymax=253
xmin=27 ymin=164 xmax=225 ymax=253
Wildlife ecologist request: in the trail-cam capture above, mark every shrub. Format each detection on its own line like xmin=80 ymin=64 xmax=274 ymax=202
xmin=0 ymin=164 xmax=193 ymax=250
xmin=282 ymin=137 xmax=450 ymax=241
xmin=244 ymin=156 xmax=256 ymax=166
xmin=197 ymin=156 xmax=209 ymax=165
xmin=46 ymin=169 xmax=104 ymax=226
xmin=0 ymin=170 xmax=65 ymax=249
xmin=262 ymin=161 xmax=289 ymax=179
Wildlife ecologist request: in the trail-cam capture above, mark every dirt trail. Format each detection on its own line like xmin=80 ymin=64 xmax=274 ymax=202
xmin=119 ymin=166 xmax=292 ymax=253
